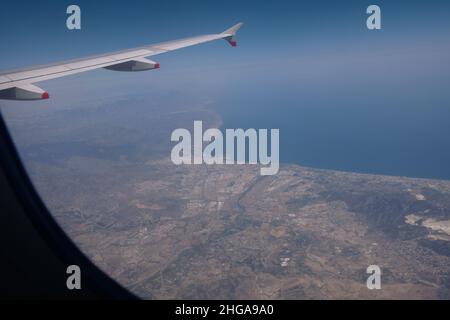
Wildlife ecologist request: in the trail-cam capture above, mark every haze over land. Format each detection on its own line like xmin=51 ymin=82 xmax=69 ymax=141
xmin=2 ymin=89 xmax=450 ymax=299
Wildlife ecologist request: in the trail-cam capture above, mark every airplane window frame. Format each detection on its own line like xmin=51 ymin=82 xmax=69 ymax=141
xmin=0 ymin=111 xmax=136 ymax=299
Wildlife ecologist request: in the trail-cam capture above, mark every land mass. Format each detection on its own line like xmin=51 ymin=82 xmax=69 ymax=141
xmin=2 ymin=93 xmax=450 ymax=299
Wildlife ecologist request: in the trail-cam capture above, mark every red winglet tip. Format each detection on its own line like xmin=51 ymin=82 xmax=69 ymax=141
xmin=154 ymin=63 xmax=160 ymax=69
xmin=41 ymin=92 xmax=49 ymax=99
xmin=229 ymin=40 xmax=237 ymax=47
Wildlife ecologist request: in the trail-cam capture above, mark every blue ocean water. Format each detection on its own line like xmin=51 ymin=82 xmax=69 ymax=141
xmin=215 ymin=57 xmax=450 ymax=180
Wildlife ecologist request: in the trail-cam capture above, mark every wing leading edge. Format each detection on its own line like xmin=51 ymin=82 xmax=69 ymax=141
xmin=0 ymin=22 xmax=243 ymax=100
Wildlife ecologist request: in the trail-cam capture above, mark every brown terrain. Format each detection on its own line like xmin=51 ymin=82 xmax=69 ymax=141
xmin=2 ymin=93 xmax=450 ymax=299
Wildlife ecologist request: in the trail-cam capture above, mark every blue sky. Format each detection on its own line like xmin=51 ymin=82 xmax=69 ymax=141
xmin=2 ymin=0 xmax=449 ymax=105
xmin=1 ymin=0 xmax=450 ymax=70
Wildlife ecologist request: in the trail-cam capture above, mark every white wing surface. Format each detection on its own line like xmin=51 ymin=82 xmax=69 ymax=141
xmin=0 ymin=22 xmax=243 ymax=100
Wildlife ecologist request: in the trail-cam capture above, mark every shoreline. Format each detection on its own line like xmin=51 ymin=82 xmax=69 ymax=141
xmin=211 ymin=105 xmax=450 ymax=183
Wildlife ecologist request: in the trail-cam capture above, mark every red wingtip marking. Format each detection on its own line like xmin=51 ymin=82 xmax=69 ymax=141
xmin=41 ymin=92 xmax=49 ymax=99
xmin=229 ymin=40 xmax=237 ymax=47
xmin=154 ymin=63 xmax=160 ymax=69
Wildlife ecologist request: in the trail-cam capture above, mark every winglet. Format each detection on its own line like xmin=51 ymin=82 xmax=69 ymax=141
xmin=221 ymin=22 xmax=243 ymax=47
xmin=221 ymin=22 xmax=243 ymax=36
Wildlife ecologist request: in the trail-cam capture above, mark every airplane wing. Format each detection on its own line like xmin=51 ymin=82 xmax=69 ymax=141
xmin=0 ymin=22 xmax=243 ymax=101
